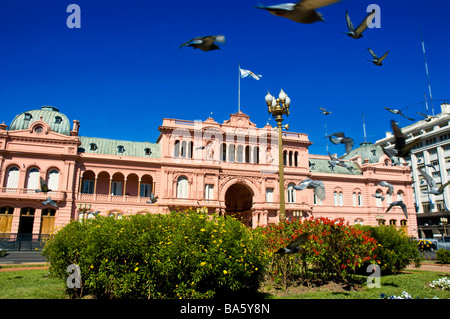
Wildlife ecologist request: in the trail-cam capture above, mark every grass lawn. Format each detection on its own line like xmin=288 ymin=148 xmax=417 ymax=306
xmin=0 ymin=269 xmax=66 ymax=299
xmin=0 ymin=268 xmax=449 ymax=299
xmin=268 ymin=270 xmax=450 ymax=299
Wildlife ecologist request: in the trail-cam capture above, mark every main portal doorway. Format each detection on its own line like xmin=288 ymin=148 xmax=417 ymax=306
xmin=224 ymin=183 xmax=254 ymax=227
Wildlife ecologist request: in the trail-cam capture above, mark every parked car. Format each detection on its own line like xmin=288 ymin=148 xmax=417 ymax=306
xmin=437 ymin=236 xmax=450 ymax=251
xmin=416 ymin=239 xmax=437 ymax=252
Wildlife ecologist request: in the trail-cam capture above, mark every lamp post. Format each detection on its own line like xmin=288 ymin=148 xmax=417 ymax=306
xmin=441 ymin=217 xmax=448 ymax=236
xmin=265 ymin=89 xmax=290 ymax=222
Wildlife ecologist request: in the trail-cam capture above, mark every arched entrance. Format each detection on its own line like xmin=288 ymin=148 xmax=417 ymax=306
xmin=224 ymin=183 xmax=254 ymax=227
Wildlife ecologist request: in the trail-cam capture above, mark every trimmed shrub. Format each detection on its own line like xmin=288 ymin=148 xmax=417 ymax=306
xmin=357 ymin=225 xmax=421 ymax=274
xmin=42 ymin=210 xmax=268 ymax=299
xmin=257 ymin=217 xmax=378 ymax=289
xmin=436 ymin=249 xmax=450 ymax=264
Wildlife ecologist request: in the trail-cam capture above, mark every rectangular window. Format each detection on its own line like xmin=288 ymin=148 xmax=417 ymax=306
xmin=205 ymin=184 xmax=214 ymax=200
xmin=140 ymin=183 xmax=151 ymax=197
xmin=111 ymin=181 xmax=123 ymax=196
xmin=82 ymin=180 xmax=94 ymax=194
xmin=266 ymin=188 xmax=274 ymax=202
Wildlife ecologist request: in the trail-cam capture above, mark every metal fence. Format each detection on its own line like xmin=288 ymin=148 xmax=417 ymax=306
xmin=0 ymin=233 xmax=49 ymax=251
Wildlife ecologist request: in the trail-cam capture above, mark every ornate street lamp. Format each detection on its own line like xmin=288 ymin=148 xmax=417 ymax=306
xmin=265 ymin=89 xmax=290 ymax=222
xmin=441 ymin=217 xmax=448 ymax=236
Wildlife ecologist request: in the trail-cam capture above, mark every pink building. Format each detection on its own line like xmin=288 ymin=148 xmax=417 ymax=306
xmin=0 ymin=106 xmax=418 ymax=243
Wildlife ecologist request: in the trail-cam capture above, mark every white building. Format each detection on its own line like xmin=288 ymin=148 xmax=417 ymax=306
xmin=375 ymin=103 xmax=450 ymax=238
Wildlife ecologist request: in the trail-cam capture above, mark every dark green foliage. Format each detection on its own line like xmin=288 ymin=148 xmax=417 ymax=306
xmin=42 ymin=211 xmax=268 ymax=299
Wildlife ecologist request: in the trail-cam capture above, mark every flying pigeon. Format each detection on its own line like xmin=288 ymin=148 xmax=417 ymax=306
xmin=372 ymin=193 xmax=385 ymax=201
xmin=146 ymin=192 xmax=158 ymax=204
xmin=384 ymin=107 xmax=414 ymax=121
xmin=344 ymin=9 xmax=376 ymax=39
xmin=255 ymin=0 xmax=341 ymax=24
xmin=418 ymin=168 xmax=450 ymax=195
xmin=319 ymin=107 xmax=331 ymax=115
xmin=328 ymin=153 xmax=353 ymax=172
xmin=196 ymin=145 xmax=206 ymax=150
xmin=417 ymin=112 xmax=436 ymax=122
xmin=42 ymin=197 xmax=58 ymax=208
xmin=179 ymin=35 xmax=225 ymax=52
xmin=293 ymin=178 xmax=326 ymax=201
xmin=367 ymin=48 xmax=389 ymax=66
xmin=388 ymin=120 xmax=422 ymax=158
xmin=35 ymin=177 xmax=52 ymax=193
xmin=275 ymin=232 xmax=310 ymax=255
xmin=425 ymin=163 xmax=435 ymax=170
xmin=386 ymin=200 xmax=408 ymax=219
xmin=325 ymin=132 xmax=354 ymax=155
xmin=378 ymin=181 xmax=393 ymax=195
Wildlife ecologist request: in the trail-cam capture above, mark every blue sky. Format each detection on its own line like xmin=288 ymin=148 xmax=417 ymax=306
xmin=1 ymin=0 xmax=449 ymax=155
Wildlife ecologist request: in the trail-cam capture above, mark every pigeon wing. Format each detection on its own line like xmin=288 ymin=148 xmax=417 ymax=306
xmin=296 ymin=0 xmax=341 ymax=10
xmin=438 ymin=181 xmax=450 ymax=193
xmin=418 ymin=168 xmax=436 ymax=189
xmin=345 ymin=10 xmax=355 ymax=32
xmin=256 ymin=3 xmax=296 ymax=13
xmin=378 ymin=50 xmax=389 ymax=62
xmin=354 ymin=9 xmax=376 ymax=35
xmin=399 ymin=202 xmax=408 ymax=219
xmin=367 ymin=48 xmax=378 ymax=59
xmin=391 ymin=120 xmax=406 ymax=151
xmin=179 ymin=37 xmax=204 ymax=48
xmin=313 ymin=181 xmax=326 ymax=201
xmin=286 ymin=232 xmax=310 ymax=250
xmin=344 ymin=138 xmax=354 ymax=154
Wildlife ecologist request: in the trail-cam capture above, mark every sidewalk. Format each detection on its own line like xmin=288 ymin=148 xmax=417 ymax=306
xmin=407 ymin=263 xmax=450 ymax=273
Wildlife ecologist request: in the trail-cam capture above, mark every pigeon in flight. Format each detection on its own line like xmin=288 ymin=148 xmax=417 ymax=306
xmin=387 ymin=120 xmax=422 ymax=159
xmin=42 ymin=197 xmax=58 ymax=208
xmin=179 ymin=35 xmax=225 ymax=52
xmin=275 ymin=232 xmax=310 ymax=255
xmin=384 ymin=107 xmax=414 ymax=121
xmin=293 ymin=178 xmax=326 ymax=201
xmin=319 ymin=107 xmax=331 ymax=115
xmin=378 ymin=181 xmax=393 ymax=195
xmin=367 ymin=48 xmax=389 ymax=66
xmin=418 ymin=168 xmax=450 ymax=195
xmin=417 ymin=112 xmax=436 ymax=122
xmin=196 ymin=145 xmax=206 ymax=150
xmin=386 ymin=200 xmax=408 ymax=219
xmin=372 ymin=193 xmax=385 ymax=201
xmin=256 ymin=0 xmax=341 ymax=24
xmin=146 ymin=192 xmax=158 ymax=204
xmin=325 ymin=132 xmax=354 ymax=155
xmin=344 ymin=9 xmax=376 ymax=39
xmin=35 ymin=177 xmax=52 ymax=193
xmin=328 ymin=153 xmax=353 ymax=172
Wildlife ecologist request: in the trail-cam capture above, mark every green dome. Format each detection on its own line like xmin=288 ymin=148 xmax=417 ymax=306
xmin=343 ymin=142 xmax=384 ymax=163
xmin=9 ymin=106 xmax=71 ymax=135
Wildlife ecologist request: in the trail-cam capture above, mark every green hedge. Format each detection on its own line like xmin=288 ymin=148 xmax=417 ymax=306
xmin=436 ymin=249 xmax=450 ymax=264
xmin=356 ymin=225 xmax=421 ymax=274
xmin=42 ymin=211 xmax=268 ymax=299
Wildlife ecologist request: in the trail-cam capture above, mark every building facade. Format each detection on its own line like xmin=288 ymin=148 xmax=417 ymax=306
xmin=0 ymin=105 xmax=418 ymax=242
xmin=375 ymin=103 xmax=450 ymax=239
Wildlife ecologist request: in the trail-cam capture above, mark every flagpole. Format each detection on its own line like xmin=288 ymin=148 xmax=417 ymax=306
xmin=238 ymin=64 xmax=241 ymax=112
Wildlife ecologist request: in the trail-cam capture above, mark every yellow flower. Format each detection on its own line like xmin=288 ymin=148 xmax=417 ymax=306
xmin=200 ymin=228 xmax=205 ymax=232
xmin=200 ymin=262 xmax=206 ymax=266
xmin=255 ymin=268 xmax=258 ymax=271
xmin=223 ymin=270 xmax=228 ymax=275
xmin=134 ymin=267 xmax=139 ymax=271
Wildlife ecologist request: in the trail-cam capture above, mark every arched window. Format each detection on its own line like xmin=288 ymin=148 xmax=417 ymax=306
xmin=47 ymin=169 xmax=59 ymax=191
xmin=358 ymin=193 xmax=363 ymax=207
xmin=177 ymin=176 xmax=189 ymax=199
xmin=353 ymin=191 xmax=363 ymax=207
xmin=354 ymin=218 xmax=364 ymax=225
xmin=397 ymin=191 xmax=404 ymax=202
xmin=245 ymin=145 xmax=250 ymax=163
xmin=253 ymin=146 xmax=259 ymax=164
xmin=174 ymin=140 xmax=180 ymax=157
xmin=289 ymin=151 xmax=293 ymax=166
xmin=283 ymin=150 xmax=287 ymax=166
xmin=237 ymin=145 xmax=244 ymax=163
xmin=228 ymin=144 xmax=235 ymax=162
xmin=334 ymin=191 xmax=338 ymax=206
xmin=287 ymin=183 xmax=296 ymax=203
xmin=221 ymin=143 xmax=227 ymax=162
xmin=294 ymin=151 xmax=298 ymax=167
xmin=5 ymin=166 xmax=19 ymax=190
xmin=339 ymin=192 xmax=344 ymax=206
xmin=26 ymin=168 xmax=40 ymax=191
